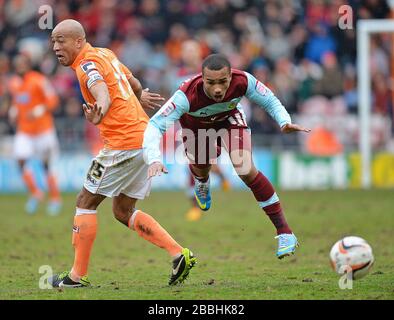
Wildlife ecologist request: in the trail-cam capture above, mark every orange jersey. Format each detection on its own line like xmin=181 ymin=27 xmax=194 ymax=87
xmin=71 ymin=43 xmax=149 ymax=150
xmin=9 ymin=71 xmax=59 ymax=135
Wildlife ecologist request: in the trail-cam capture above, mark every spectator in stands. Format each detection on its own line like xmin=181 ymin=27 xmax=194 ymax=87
xmin=164 ymin=23 xmax=190 ymax=64
xmin=313 ymin=51 xmax=343 ymax=99
xmin=372 ymin=72 xmax=392 ymax=116
xmin=295 ymin=59 xmax=322 ymax=104
xmin=304 ymin=22 xmax=337 ymax=64
xmin=272 ymin=58 xmax=298 ymax=114
xmin=370 ymin=36 xmax=390 ymax=76
xmin=265 ymin=22 xmax=291 ymax=63
xmin=342 ymin=64 xmax=358 ymax=113
xmin=120 ymin=22 xmax=152 ymax=76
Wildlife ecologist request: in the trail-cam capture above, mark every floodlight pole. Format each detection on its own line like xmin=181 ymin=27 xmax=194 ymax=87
xmin=357 ymin=19 xmax=394 ymax=188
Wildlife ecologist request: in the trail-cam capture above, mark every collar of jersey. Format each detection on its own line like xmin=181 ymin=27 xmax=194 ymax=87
xmin=71 ymin=42 xmax=92 ymax=70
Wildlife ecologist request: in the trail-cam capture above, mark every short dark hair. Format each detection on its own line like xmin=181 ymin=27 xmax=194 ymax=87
xmin=202 ymin=54 xmax=231 ymax=74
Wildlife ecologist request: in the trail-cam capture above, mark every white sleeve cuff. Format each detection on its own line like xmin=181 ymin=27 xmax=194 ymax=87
xmin=143 ymin=123 xmax=163 ymax=165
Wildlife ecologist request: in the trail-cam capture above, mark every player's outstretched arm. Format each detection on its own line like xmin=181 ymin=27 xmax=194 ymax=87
xmin=281 ymin=123 xmax=311 ymax=134
xmin=140 ymin=88 xmax=165 ymax=110
xmin=143 ymin=90 xmax=190 ymax=177
xmin=128 ymin=73 xmax=165 ymax=111
xmin=245 ymin=72 xmax=293 ymax=129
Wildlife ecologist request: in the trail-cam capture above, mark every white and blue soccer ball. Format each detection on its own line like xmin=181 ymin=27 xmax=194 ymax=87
xmin=329 ymin=236 xmax=374 ymax=280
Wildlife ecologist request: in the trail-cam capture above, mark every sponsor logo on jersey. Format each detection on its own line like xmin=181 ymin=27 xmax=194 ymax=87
xmin=81 ymin=61 xmax=97 ymax=74
xmin=255 ymin=80 xmax=268 ymax=96
xmin=227 ymin=102 xmax=237 ymax=109
xmin=227 ymin=98 xmax=240 ymax=110
xmin=15 ymin=92 xmax=30 ymax=104
xmin=160 ymin=102 xmax=176 ymax=117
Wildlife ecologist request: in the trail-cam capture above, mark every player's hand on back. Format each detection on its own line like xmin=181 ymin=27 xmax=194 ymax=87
xmin=83 ymin=102 xmax=103 ymax=125
xmin=140 ymin=88 xmax=165 ymax=111
xmin=148 ymin=161 xmax=168 ymax=178
xmin=281 ymin=123 xmax=311 ymax=134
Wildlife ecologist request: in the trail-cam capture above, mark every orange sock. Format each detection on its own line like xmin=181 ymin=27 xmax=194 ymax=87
xmin=22 ymin=170 xmax=41 ymax=197
xmin=70 ymin=208 xmax=98 ymax=281
xmin=129 ymin=210 xmax=182 ymax=257
xmin=47 ymin=173 xmax=60 ymax=201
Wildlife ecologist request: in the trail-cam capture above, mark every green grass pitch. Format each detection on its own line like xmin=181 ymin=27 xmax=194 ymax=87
xmin=0 ymin=190 xmax=393 ymax=300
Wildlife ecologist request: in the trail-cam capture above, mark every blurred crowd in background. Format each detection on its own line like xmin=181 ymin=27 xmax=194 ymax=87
xmin=0 ymin=0 xmax=393 ymax=154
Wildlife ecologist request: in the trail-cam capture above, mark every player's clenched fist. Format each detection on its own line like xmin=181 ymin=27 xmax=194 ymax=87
xmin=148 ymin=161 xmax=168 ymax=178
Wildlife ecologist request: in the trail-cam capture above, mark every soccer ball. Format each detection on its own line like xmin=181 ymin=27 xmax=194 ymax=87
xmin=329 ymin=236 xmax=374 ymax=280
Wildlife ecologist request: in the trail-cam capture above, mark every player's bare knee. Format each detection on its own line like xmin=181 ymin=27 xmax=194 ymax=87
xmin=113 ymin=212 xmax=129 ymax=226
xmin=234 ymin=162 xmax=254 ymax=178
xmin=230 ymin=150 xmax=254 ymax=176
xmin=76 ymin=189 xmax=100 ymax=210
xmin=112 ymin=204 xmax=132 ymax=227
xmin=238 ymin=167 xmax=258 ymax=185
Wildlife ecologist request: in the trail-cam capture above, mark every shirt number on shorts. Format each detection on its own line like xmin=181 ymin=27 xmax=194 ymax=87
xmin=88 ymin=160 xmax=105 ymax=179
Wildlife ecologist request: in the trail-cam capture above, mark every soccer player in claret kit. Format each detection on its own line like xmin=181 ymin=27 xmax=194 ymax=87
xmin=170 ymin=40 xmax=231 ymax=222
xmin=48 ymin=19 xmax=196 ymax=288
xmin=144 ymin=54 xmax=311 ymax=259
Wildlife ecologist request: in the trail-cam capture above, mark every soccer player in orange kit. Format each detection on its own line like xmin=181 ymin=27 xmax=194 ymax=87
xmin=48 ymin=19 xmax=196 ymax=287
xmin=8 ymin=53 xmax=62 ymax=215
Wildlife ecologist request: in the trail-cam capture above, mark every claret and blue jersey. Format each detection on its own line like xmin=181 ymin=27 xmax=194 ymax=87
xmin=143 ymin=69 xmax=292 ymax=164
